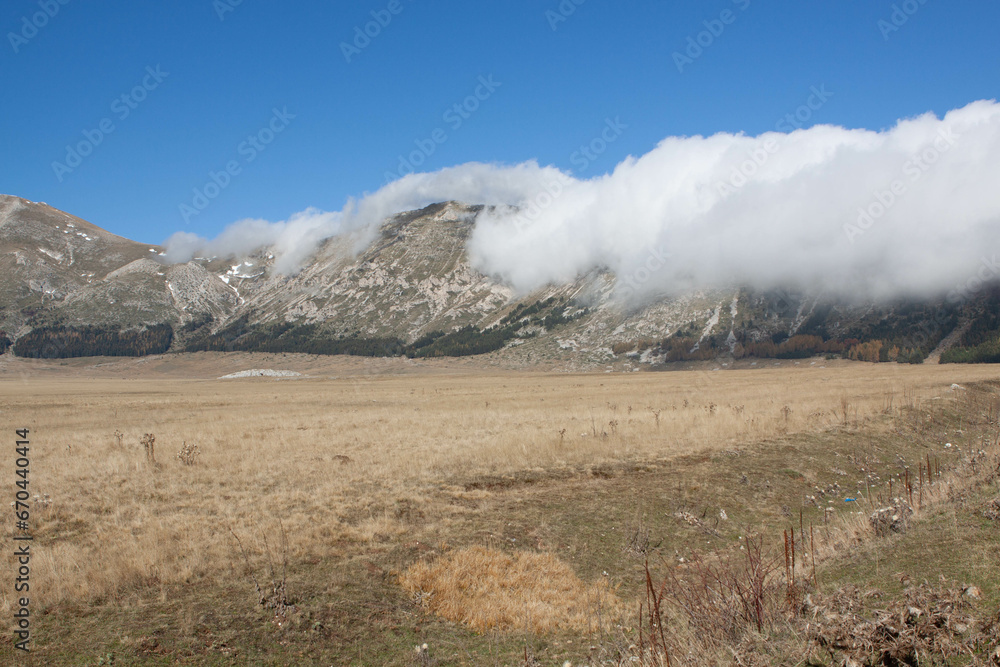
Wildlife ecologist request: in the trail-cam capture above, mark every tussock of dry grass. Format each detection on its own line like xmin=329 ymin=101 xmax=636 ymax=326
xmin=399 ymin=545 xmax=618 ymax=633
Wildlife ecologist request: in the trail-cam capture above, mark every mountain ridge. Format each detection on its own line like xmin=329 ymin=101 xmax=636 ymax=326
xmin=2 ymin=194 xmax=997 ymax=367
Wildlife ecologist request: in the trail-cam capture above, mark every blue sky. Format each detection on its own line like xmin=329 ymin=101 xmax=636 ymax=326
xmin=2 ymin=0 xmax=998 ymax=244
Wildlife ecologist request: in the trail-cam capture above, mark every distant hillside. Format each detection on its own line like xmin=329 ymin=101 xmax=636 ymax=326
xmin=2 ymin=194 xmax=999 ymax=366
xmin=0 ymin=195 xmax=236 ymax=336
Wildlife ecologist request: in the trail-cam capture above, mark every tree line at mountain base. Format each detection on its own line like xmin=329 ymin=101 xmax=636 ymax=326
xmin=614 ymin=299 xmax=969 ymax=365
xmin=6 ymin=292 xmax=1000 ymax=364
xmin=11 ymin=324 xmax=173 ymax=359
xmin=182 ymin=298 xmax=589 ymax=359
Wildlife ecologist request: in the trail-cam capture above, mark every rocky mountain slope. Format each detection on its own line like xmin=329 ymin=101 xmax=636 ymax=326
xmin=0 ymin=195 xmax=235 ymax=336
xmin=217 ymin=202 xmax=518 ymax=338
xmin=1 ymin=194 xmax=995 ymax=366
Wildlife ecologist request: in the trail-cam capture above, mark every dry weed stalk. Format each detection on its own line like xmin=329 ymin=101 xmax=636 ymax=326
xmin=140 ymin=432 xmax=156 ymax=463
xmin=228 ymin=519 xmax=293 ymax=624
xmin=637 ymin=560 xmax=672 ymax=667
xmin=659 ymin=533 xmax=785 ymax=647
xmin=176 ymin=441 xmax=201 ymax=466
xmin=623 ymin=515 xmax=652 ymax=558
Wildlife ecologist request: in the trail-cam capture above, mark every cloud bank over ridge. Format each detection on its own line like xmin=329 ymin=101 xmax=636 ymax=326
xmin=166 ymin=100 xmax=1000 ymax=299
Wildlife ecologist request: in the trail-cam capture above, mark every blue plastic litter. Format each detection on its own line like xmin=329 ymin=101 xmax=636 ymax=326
xmin=844 ymin=498 xmax=856 ymax=502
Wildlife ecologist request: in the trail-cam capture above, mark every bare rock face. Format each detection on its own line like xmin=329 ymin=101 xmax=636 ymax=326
xmin=869 ymin=498 xmax=914 ymax=537
xmin=221 ymin=202 xmax=520 ymax=340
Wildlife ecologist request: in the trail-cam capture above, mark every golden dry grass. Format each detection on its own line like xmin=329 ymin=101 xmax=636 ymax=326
xmin=399 ymin=545 xmax=618 ymax=633
xmin=0 ymin=358 xmax=997 ymax=620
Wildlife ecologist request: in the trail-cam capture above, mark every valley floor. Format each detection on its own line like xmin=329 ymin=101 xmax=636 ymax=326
xmin=0 ymin=356 xmax=998 ymax=665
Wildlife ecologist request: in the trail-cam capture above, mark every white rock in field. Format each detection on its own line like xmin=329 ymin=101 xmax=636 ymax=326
xmin=219 ymin=369 xmax=303 ymax=379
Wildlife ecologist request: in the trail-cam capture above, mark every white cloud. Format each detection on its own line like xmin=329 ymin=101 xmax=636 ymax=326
xmin=164 ymin=161 xmax=568 ymax=273
xmin=166 ymin=100 xmax=1000 ymax=300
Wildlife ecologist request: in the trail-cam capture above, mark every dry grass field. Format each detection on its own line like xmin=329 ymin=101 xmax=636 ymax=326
xmin=1 ymin=356 xmax=999 ymax=665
